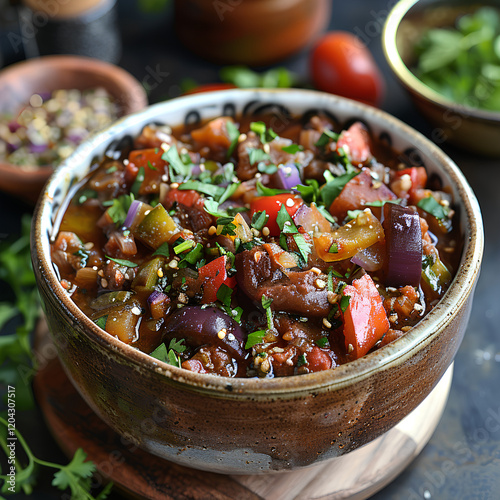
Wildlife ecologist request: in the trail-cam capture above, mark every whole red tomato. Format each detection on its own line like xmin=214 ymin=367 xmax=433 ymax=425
xmin=310 ymin=31 xmax=385 ymax=107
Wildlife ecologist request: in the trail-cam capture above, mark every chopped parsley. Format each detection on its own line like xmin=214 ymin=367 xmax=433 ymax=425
xmin=105 ymin=255 xmax=138 ymax=268
xmin=417 ymin=195 xmax=449 ymax=220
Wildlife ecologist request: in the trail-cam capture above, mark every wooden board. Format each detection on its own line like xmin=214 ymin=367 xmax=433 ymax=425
xmin=33 ymin=321 xmax=453 ymax=500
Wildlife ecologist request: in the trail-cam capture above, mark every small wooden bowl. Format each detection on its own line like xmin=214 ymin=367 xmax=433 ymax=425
xmin=383 ymin=0 xmax=500 ymax=157
xmin=0 ymin=55 xmax=148 ymax=204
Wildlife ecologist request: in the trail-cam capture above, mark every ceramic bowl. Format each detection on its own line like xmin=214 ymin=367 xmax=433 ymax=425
xmin=383 ymin=0 xmax=500 ymax=157
xmin=32 ymin=89 xmax=483 ymax=474
xmin=0 ymin=55 xmax=148 ymax=203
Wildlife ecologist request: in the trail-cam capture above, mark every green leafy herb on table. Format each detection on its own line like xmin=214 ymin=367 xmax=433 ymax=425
xmin=0 ymin=420 xmax=112 ymax=499
xmin=0 ymin=216 xmax=111 ymax=499
xmin=414 ymin=6 xmax=500 ymax=111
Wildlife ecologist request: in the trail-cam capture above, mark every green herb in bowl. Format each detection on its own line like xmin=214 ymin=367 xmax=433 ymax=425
xmin=414 ymin=6 xmax=500 ymax=111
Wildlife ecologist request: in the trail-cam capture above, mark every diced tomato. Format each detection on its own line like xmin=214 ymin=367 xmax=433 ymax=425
xmin=329 ymin=169 xmax=397 ymax=221
xmin=191 ymin=117 xmax=234 ymax=150
xmin=127 ymin=148 xmax=168 ymax=195
xmin=249 ymin=194 xmax=303 ymax=236
xmin=305 ymin=346 xmax=332 ymax=372
xmin=163 ymin=187 xmax=201 ymax=209
xmin=336 ymin=122 xmax=372 ymax=166
xmin=198 ymin=255 xmax=237 ymax=304
xmin=341 ymin=274 xmax=390 ymax=359
xmin=394 ymin=167 xmax=428 ymax=205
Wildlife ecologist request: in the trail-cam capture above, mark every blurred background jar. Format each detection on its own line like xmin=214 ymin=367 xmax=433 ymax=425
xmin=174 ymin=0 xmax=331 ymax=66
xmin=21 ymin=0 xmax=121 ymax=63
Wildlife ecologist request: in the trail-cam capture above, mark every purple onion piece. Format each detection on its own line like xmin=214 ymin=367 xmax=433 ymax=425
xmin=29 ymin=143 xmax=48 ymax=154
xmin=6 ymin=142 xmax=19 ymax=153
xmin=351 ymin=245 xmax=383 ymax=272
xmin=275 ymin=162 xmax=301 ymax=190
xmin=124 ymin=200 xmax=142 ymax=228
xmin=148 ymin=290 xmax=167 ymax=306
xmin=383 ymin=204 xmax=422 ymax=287
xmin=162 ymin=306 xmax=247 ymax=360
xmin=8 ymin=121 xmax=21 ymax=133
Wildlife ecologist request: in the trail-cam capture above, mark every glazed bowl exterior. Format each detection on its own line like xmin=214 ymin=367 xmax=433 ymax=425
xmin=32 ymin=89 xmax=483 ymax=474
xmin=0 ymin=55 xmax=148 ymax=203
xmin=383 ymin=0 xmax=500 ymax=157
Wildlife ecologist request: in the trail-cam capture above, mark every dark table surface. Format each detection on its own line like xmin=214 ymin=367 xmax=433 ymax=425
xmin=1 ymin=1 xmax=499 ymax=499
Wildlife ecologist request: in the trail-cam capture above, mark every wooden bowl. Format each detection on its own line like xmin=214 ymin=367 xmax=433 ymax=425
xmin=383 ymin=0 xmax=500 ymax=157
xmin=0 ymin=55 xmax=148 ymax=203
xmin=31 ymin=89 xmax=483 ymax=474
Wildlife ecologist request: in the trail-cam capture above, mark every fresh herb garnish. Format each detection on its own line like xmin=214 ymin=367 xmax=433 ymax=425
xmin=245 ymin=330 xmax=267 ymax=349
xmin=251 ymin=210 xmax=269 ymax=231
xmin=417 ymin=195 xmax=449 ymax=220
xmin=340 ymin=294 xmax=350 ymax=313
xmin=256 ymin=182 xmax=289 ymax=196
xmin=220 ymin=65 xmax=296 ymax=89
xmin=321 ymin=171 xmax=358 ymax=209
xmin=162 ymin=146 xmax=191 ymax=181
xmin=226 ymin=121 xmax=240 ymax=158
xmin=131 ymin=166 xmax=145 ymax=197
xmin=250 ymin=121 xmax=278 ymax=143
xmin=105 ymin=255 xmax=138 ymax=268
xmin=106 ymin=193 xmax=134 ymax=227
xmin=153 ymin=241 xmax=170 ymax=258
xmin=173 ymin=239 xmax=195 ymax=254
xmin=281 ymin=144 xmax=304 ymax=154
xmin=150 ymin=338 xmax=187 ymax=367
xmin=315 ymin=129 xmax=339 ymax=148
xmin=178 ymin=180 xmax=225 ymax=199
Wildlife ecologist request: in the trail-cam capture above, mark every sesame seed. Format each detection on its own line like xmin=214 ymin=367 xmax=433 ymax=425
xmin=178 ymin=293 xmax=188 ymax=304
xmin=161 ymin=143 xmax=170 ymax=152
xmin=263 ymin=143 xmax=270 ymax=154
xmin=84 ymin=242 xmax=94 ymax=250
xmin=131 ymin=306 xmax=142 ymax=315
xmin=286 ymin=198 xmax=295 ymax=207
xmin=262 ymin=227 xmax=270 ymax=237
xmin=238 ymin=133 xmax=247 ymax=143
xmin=170 ymin=182 xmax=179 ymax=189
xmin=157 ymin=269 xmax=164 ymax=278
xmin=315 ymin=278 xmax=327 ymax=289
xmin=168 ymin=260 xmax=178 ymax=269
xmin=254 ymin=251 xmax=262 ymax=263
xmin=161 ymin=174 xmax=168 ymax=182
xmin=327 ymin=291 xmax=338 ymax=304
xmin=323 ymin=318 xmax=332 ymax=329
xmin=208 ymin=226 xmax=217 ymax=236
xmin=347 ymin=343 xmax=354 ymax=354
xmin=310 ymin=267 xmax=321 ymax=275
xmin=227 ymin=333 xmax=236 ymax=341
xmin=101 ymin=278 xmax=108 ymax=288
xmin=217 ymin=328 xmax=227 ymax=339
xmin=273 ymin=347 xmax=284 ymax=353
xmin=98 ymin=269 xmax=104 ymax=277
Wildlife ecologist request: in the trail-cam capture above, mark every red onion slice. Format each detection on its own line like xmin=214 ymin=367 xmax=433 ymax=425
xmin=124 ymin=200 xmax=142 ymax=228
xmin=351 ymin=244 xmax=384 ymax=272
xmin=275 ymin=163 xmax=301 ymax=190
xmin=383 ymin=204 xmax=422 ymax=287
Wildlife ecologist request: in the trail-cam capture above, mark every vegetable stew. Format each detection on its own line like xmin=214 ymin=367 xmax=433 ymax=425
xmin=51 ymin=112 xmax=461 ymax=378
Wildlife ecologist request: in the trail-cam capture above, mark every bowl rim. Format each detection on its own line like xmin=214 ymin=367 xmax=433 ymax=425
xmin=382 ymin=0 xmax=500 ymax=123
xmin=32 ymin=88 xmax=484 ymax=395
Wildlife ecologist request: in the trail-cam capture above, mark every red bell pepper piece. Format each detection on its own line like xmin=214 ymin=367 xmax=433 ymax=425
xmin=249 ymin=194 xmax=303 ymax=236
xmin=198 ymin=255 xmax=236 ymax=304
xmin=126 ymin=148 xmax=168 ymax=195
xmin=341 ymin=274 xmax=389 ymax=359
xmin=395 ymin=166 xmax=428 ymax=205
